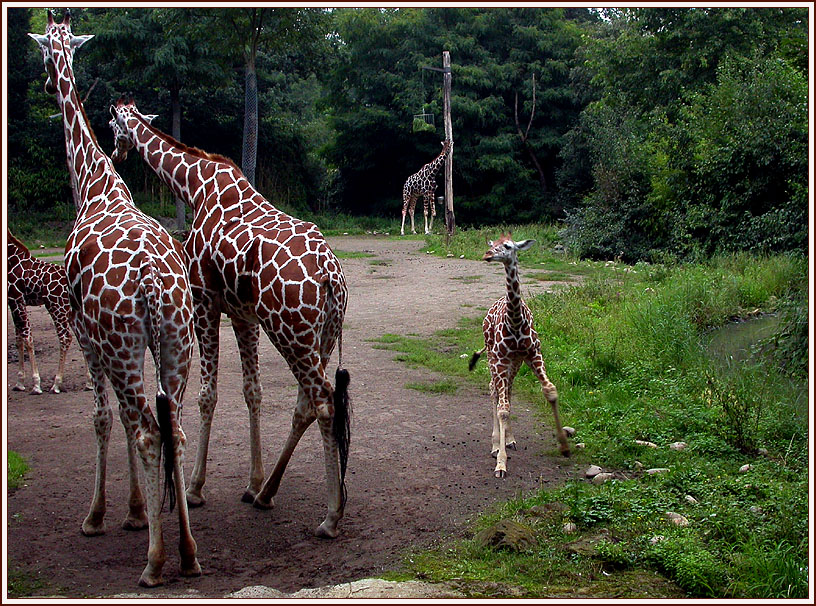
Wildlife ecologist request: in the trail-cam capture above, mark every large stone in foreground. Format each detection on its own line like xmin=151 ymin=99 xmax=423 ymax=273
xmin=474 ymin=519 xmax=538 ymax=552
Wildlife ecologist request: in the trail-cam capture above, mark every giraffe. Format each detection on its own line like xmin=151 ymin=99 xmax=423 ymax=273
xmin=401 ymin=140 xmax=452 ymax=236
xmin=7 ymin=229 xmax=75 ymax=394
xmin=29 ymin=11 xmax=199 ymax=587
xmin=468 ymin=233 xmax=570 ymax=478
xmin=109 ymin=96 xmax=352 ymax=539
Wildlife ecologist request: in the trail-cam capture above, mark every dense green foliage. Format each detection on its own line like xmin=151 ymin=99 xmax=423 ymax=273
xmin=7 ymin=7 xmax=806 ymax=259
xmin=378 ymin=231 xmax=808 ymax=598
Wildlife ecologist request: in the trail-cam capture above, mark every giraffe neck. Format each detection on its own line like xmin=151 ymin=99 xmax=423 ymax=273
xmin=503 ymin=259 xmax=526 ymax=333
xmin=51 ymin=42 xmax=111 ymax=212
xmin=424 ymin=146 xmax=449 ymax=177
xmin=128 ymin=118 xmax=229 ymax=211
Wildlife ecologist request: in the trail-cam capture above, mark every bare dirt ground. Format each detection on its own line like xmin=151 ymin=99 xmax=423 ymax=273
xmin=5 ymin=235 xmax=579 ymax=598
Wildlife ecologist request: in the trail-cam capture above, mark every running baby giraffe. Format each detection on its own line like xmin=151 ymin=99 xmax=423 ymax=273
xmin=469 ymin=233 xmax=570 ymax=478
xmin=7 ymin=229 xmax=75 ymax=394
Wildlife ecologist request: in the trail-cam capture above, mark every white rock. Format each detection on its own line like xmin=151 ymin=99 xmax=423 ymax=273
xmin=635 ymin=440 xmax=658 ymax=448
xmin=739 ymin=464 xmax=752 ymax=473
xmin=669 ymin=441 xmax=687 ymax=451
xmin=685 ymin=495 xmax=699 ymax=505
xmin=592 ymin=472 xmax=614 ymax=485
xmin=563 ymin=426 xmax=576 ymax=437
xmin=634 ymin=461 xmax=644 ymax=470
xmin=575 ymin=443 xmax=586 ymax=449
xmin=750 ymin=506 xmax=763 ymax=515
xmin=649 ymin=535 xmax=665 ymax=545
xmin=459 ymin=255 xmax=465 ymax=259
xmin=446 ymin=253 xmax=454 ymax=258
xmin=665 ymin=512 xmax=689 ymax=526
xmin=584 ymin=465 xmax=603 ymax=478
xmin=645 ymin=467 xmax=670 ymax=475
xmin=563 ymin=522 xmax=578 ymax=533
xmin=758 ymin=448 xmax=769 ymax=456
xmin=459 ymin=353 xmax=469 ymax=359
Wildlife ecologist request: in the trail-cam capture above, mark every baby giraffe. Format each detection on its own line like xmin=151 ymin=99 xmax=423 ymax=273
xmin=469 ymin=233 xmax=570 ymax=478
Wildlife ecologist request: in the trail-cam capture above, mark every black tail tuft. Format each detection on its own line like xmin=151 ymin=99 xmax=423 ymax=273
xmin=468 ymin=350 xmax=482 ymax=372
xmin=156 ymin=394 xmax=176 ymax=512
xmin=333 ymin=368 xmax=351 ymax=509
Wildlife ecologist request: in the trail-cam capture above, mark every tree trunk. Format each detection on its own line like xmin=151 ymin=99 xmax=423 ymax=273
xmin=170 ymin=86 xmax=186 ymax=231
xmin=514 ymin=77 xmax=547 ymax=194
xmin=443 ymin=50 xmax=455 ymax=237
xmin=242 ymin=55 xmax=258 ymax=188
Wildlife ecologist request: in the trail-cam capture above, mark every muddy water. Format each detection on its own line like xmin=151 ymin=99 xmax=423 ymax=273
xmin=705 ymin=314 xmax=780 ymax=365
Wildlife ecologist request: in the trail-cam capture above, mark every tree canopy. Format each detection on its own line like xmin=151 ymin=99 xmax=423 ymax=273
xmin=6 ymin=6 xmax=808 ymax=260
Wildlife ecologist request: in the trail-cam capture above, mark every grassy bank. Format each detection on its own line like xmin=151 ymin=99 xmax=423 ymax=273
xmin=378 ymin=231 xmax=808 ymax=599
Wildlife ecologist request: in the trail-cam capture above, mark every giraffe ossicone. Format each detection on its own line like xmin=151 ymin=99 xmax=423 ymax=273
xmin=469 ymin=233 xmax=570 ymax=478
xmin=401 ymin=139 xmax=452 ymax=236
xmin=109 ymin=95 xmax=352 ymax=539
xmin=30 ymin=10 xmax=199 ymax=587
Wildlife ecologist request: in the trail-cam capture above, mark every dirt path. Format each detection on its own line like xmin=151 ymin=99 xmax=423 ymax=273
xmin=5 ymin=236 xmax=579 ymax=598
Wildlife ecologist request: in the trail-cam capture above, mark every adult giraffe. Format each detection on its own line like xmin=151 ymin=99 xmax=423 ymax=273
xmin=109 ymin=97 xmax=351 ymax=539
xmin=401 ymin=140 xmax=452 ymax=236
xmin=7 ymin=229 xmax=74 ymax=394
xmin=29 ymin=11 xmax=199 ymax=586
xmin=469 ymin=233 xmax=570 ymax=478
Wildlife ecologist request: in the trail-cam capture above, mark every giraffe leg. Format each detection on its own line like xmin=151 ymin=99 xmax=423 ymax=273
xmin=504 ymin=361 xmax=521 ymax=452
xmin=134 ymin=418 xmax=167 ymax=588
xmin=48 ymin=305 xmax=72 ymax=393
xmin=186 ymin=298 xmax=220 ymax=507
xmin=25 ymin=336 xmax=42 ymax=395
xmin=312 ymin=375 xmax=345 ymax=538
xmin=81 ymin=353 xmax=112 ymax=536
xmin=254 ymin=387 xmax=314 ymax=510
xmin=120 ymin=413 xmax=148 ymax=532
xmin=401 ymin=209 xmax=408 ymax=237
xmin=529 ymin=352 xmax=570 ymax=457
xmin=488 ymin=362 xmax=513 ymax=478
xmin=232 ymin=319 xmax=265 ymax=504
xmin=423 ymin=197 xmax=430 ymax=235
xmin=13 ymin=331 xmax=26 ymax=391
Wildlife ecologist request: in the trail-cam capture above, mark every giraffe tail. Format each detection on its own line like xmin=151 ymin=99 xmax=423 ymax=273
xmin=140 ymin=256 xmax=176 ymax=512
xmin=333 ymin=367 xmax=351 ymax=509
xmin=468 ymin=346 xmax=487 ymax=372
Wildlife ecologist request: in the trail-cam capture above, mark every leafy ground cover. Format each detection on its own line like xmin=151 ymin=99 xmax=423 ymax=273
xmin=377 ymin=228 xmax=808 ymax=599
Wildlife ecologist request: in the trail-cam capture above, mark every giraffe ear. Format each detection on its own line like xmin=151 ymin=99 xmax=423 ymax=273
xmin=28 ymin=33 xmax=49 ymax=48
xmin=70 ymin=34 xmax=94 ymax=50
xmin=144 ymin=115 xmax=158 ymax=124
xmin=515 ymin=239 xmax=536 ymax=251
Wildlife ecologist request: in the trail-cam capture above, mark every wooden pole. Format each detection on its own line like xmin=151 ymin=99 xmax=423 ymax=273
xmin=442 ymin=51 xmax=454 ymax=237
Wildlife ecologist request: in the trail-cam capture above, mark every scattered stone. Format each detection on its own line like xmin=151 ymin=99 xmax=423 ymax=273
xmin=554 ymin=244 xmax=565 ymax=254
xmin=459 ymin=255 xmax=465 ymax=259
xmin=575 ymin=442 xmax=586 ymax=449
xmin=684 ymin=495 xmax=699 ymax=505
xmin=739 ymin=464 xmax=753 ymax=473
xmin=474 ymin=519 xmax=537 ymax=552
xmin=635 ymin=440 xmax=658 ymax=448
xmin=459 ymin=353 xmax=469 ymax=359
xmin=565 ymin=528 xmax=611 ymax=555
xmin=750 ymin=506 xmax=764 ymax=515
xmin=664 ymin=512 xmax=689 ymax=526
xmin=649 ymin=535 xmax=665 ymax=545
xmin=563 ymin=426 xmax=576 ymax=437
xmin=669 ymin=441 xmax=687 ymax=451
xmin=446 ymin=253 xmax=454 ymax=258
xmin=592 ymin=472 xmax=614 ymax=485
xmin=584 ymin=465 xmax=603 ymax=479
xmin=645 ymin=468 xmax=670 ymax=475
xmin=633 ymin=461 xmax=644 ymax=470
xmin=563 ymin=522 xmax=578 ymax=534
xmin=758 ymin=448 xmax=769 ymax=456
xmin=227 ymin=580 xmax=463 ymax=599
xmin=343 ymin=232 xmax=349 ymax=235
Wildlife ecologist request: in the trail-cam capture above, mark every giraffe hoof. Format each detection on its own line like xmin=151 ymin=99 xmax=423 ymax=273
xmin=180 ymin=558 xmax=202 ymax=578
xmin=560 ymin=447 xmax=572 ymax=458
xmin=50 ymin=385 xmax=61 ymax=394
xmin=12 ymin=384 xmax=25 ymax=392
xmin=81 ymin=520 xmax=106 ymax=537
xmin=122 ymin=513 xmax=149 ymax=531
xmin=31 ymin=386 xmax=43 ymax=395
xmin=185 ymin=490 xmax=206 ymax=508
xmin=494 ymin=469 xmax=507 ymax=479
xmin=315 ymin=522 xmax=339 ymax=539
xmin=252 ymin=495 xmax=274 ymax=510
xmin=138 ymin=571 xmax=164 ymax=588
xmin=507 ymin=442 xmax=517 ymax=451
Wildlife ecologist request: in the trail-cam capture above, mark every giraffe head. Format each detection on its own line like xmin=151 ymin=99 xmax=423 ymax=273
xmin=109 ymin=97 xmax=157 ymax=163
xmin=483 ymin=233 xmax=536 ymax=265
xmin=28 ymin=10 xmax=94 ymax=96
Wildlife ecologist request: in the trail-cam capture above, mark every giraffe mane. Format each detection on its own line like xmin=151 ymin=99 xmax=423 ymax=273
xmin=7 ymin=230 xmax=32 ymax=257
xmin=133 ymin=113 xmax=240 ymax=171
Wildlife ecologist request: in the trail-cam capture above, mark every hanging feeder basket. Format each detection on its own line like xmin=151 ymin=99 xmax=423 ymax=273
xmin=412 ymin=112 xmax=435 ymax=133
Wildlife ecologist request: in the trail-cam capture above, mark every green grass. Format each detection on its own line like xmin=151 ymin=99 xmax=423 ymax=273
xmin=333 ymin=250 xmax=376 ymax=259
xmin=376 ymin=252 xmax=808 ymax=598
xmin=7 ymin=563 xmax=46 ymax=598
xmin=8 ymin=451 xmax=30 ymax=490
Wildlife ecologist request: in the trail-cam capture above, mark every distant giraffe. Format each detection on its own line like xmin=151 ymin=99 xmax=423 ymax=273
xmin=109 ymin=96 xmax=351 ymax=539
xmin=468 ymin=233 xmax=570 ymax=478
xmin=30 ymin=11 xmax=199 ymax=587
xmin=7 ymin=229 xmax=74 ymax=394
xmin=401 ymin=140 xmax=452 ymax=236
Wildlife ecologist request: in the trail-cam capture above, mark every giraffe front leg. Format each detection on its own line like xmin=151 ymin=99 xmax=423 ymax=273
xmin=187 ymin=300 xmax=220 ymax=508
xmin=10 ymin=305 xmax=31 ymax=392
xmin=530 ymin=352 xmax=570 ymax=457
xmin=254 ymin=387 xmax=315 ymax=510
xmin=494 ymin=377 xmax=511 ymax=479
xmin=81 ymin=359 xmax=112 ymax=536
xmin=233 ymin=319 xmax=265 ymax=504
xmin=26 ymin=337 xmax=42 ymax=395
